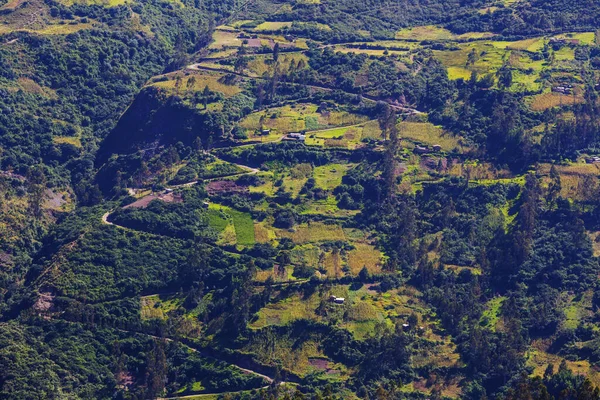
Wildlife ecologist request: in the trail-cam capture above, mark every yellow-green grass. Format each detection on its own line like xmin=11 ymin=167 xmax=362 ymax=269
xmin=208 ymin=30 xmax=242 ymax=49
xmin=251 ymin=284 xmax=447 ymax=341
xmin=299 ymin=196 xmax=359 ymax=218
xmin=207 ymin=204 xmax=255 ymax=246
xmin=447 ymin=66 xmax=472 ymax=80
xmin=528 ymin=343 xmax=600 ymax=387
xmin=552 ymin=32 xmax=597 ymax=46
xmin=537 ymin=162 xmax=600 ymax=200
xmin=296 ymin=22 xmax=331 ymax=31
xmin=510 ymin=70 xmax=542 ymax=92
xmin=254 ymin=221 xmax=276 ymax=243
xmin=249 ymin=175 xmax=277 ymax=197
xmin=240 ymin=104 xmax=367 ymax=139
xmin=197 ymin=61 xmax=235 ymax=72
xmin=53 ymin=136 xmax=82 ymax=148
xmin=0 ymin=22 xmax=94 ymax=35
xmin=360 ymin=120 xmax=383 ymax=139
xmin=245 ymin=333 xmax=347 ymax=379
xmin=141 ymin=294 xmax=182 ymax=320
xmin=15 ymin=77 xmax=55 ymax=97
xmin=563 ymin=291 xmax=593 ymax=330
xmin=206 ymin=48 xmax=238 ymax=59
xmin=529 ymin=92 xmax=584 ymax=111
xmin=255 ymin=264 xmax=296 ymax=282
xmin=509 ymin=51 xmax=547 ymax=72
xmin=458 ymin=32 xmax=495 ymax=40
xmin=479 ymin=296 xmax=505 ymax=331
xmin=347 ymin=243 xmax=383 ymax=275
xmin=229 ymin=20 xmax=254 ymax=28
xmin=280 ymin=176 xmax=308 ymax=197
xmin=492 ymin=37 xmax=545 ymax=52
xmin=337 ymin=40 xmax=420 ymax=50
xmin=276 ymin=222 xmax=346 ymax=244
xmin=395 ymin=25 xmax=492 ymax=41
xmin=305 ymin=125 xmax=367 ymax=149
xmin=333 ymin=47 xmax=406 ymax=57
xmin=399 ymin=122 xmax=462 ymax=151
xmin=479 ymin=6 xmax=498 ymax=14
xmin=395 ymin=25 xmax=455 ymax=41
xmin=253 ymin=21 xmax=293 ymax=31
xmin=445 ymin=265 xmax=482 ymax=275
xmin=246 ymin=53 xmax=309 ymax=78
xmin=554 ymin=46 xmax=575 ymax=61
xmin=313 ymin=164 xmax=353 ymax=189
xmin=249 ymin=291 xmax=321 ymax=328
xmin=228 ymin=209 xmax=255 ymax=246
xmin=447 ymin=161 xmax=517 ymax=182
xmin=58 ymin=0 xmax=127 ymax=6
xmin=151 ymin=72 xmax=242 ymax=98
xmin=434 ymin=42 xmax=508 ymax=76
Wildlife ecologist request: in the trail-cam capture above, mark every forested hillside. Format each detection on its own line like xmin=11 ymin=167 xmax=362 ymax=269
xmin=4 ymin=0 xmax=600 ymax=399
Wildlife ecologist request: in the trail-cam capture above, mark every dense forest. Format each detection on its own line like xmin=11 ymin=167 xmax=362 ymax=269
xmin=4 ymin=0 xmax=600 ymax=398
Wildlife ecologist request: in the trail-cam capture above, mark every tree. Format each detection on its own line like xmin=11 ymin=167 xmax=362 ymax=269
xmin=145 ymin=340 xmax=167 ymax=399
xmin=174 ymin=75 xmax=183 ymax=94
xmin=546 ymin=165 xmax=561 ymax=208
xmin=273 ymin=42 xmax=280 ymax=63
xmin=185 ymin=76 xmax=196 ymax=95
xmin=202 ymin=84 xmax=210 ymax=109
xmin=27 ymin=166 xmax=47 ymax=217
xmin=382 ymin=113 xmax=399 ymax=200
xmin=498 ymin=66 xmax=513 ymax=89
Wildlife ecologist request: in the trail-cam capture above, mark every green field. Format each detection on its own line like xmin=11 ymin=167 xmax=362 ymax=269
xmin=208 ymin=204 xmax=255 ymax=246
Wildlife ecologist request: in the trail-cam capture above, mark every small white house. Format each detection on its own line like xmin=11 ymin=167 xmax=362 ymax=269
xmin=329 ymin=295 xmax=345 ymax=304
xmin=287 ymin=132 xmax=306 ymax=141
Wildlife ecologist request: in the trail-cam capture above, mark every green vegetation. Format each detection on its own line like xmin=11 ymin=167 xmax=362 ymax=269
xmin=5 ymin=0 xmax=600 ymax=398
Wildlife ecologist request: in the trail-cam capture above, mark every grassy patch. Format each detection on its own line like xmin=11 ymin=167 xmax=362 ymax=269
xmin=529 ymin=92 xmax=584 ymax=111
xmin=479 ymin=296 xmax=505 ymax=331
xmin=347 ymin=243 xmax=383 ymax=275
xmin=313 ymin=164 xmax=352 ymax=189
xmin=447 ymin=66 xmax=472 ymax=80
xmin=399 ymin=122 xmax=463 ymax=152
xmin=240 ymin=104 xmax=367 ymax=140
xmin=253 ymin=21 xmax=293 ymax=31
xmin=208 ymin=204 xmax=255 ymax=246
xmin=395 ymin=25 xmax=456 ymax=41
xmin=58 ymin=0 xmax=126 ymax=6
xmin=276 ymin=222 xmax=346 ymax=244
xmin=151 ymin=72 xmax=242 ymax=98
xmin=209 ymin=29 xmax=242 ymax=49
xmin=141 ymin=294 xmax=182 ymax=320
xmin=53 ymin=136 xmax=82 ymax=148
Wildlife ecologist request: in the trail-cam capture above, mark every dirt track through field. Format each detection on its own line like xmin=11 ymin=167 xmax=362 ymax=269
xmin=186 ymin=63 xmax=421 ymax=115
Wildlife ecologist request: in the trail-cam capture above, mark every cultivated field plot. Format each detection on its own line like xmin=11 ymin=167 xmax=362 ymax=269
xmin=251 ymin=220 xmax=384 ymax=281
xmin=58 ymin=0 xmax=127 ymax=6
xmin=245 ymin=329 xmax=350 ymax=381
xmin=431 ymin=35 xmax=586 ymax=94
xmin=246 ymin=53 xmax=309 ymax=77
xmin=150 ymin=71 xmax=243 ymax=98
xmin=240 ymin=104 xmax=368 ymax=140
xmin=207 ymin=203 xmax=255 ymax=247
xmin=250 ymin=283 xmax=454 ymax=341
xmin=529 ymin=92 xmax=584 ymax=111
xmin=399 ymin=122 xmax=464 ymax=152
xmin=395 ymin=25 xmax=492 ymax=41
xmin=538 ymin=162 xmax=600 ymax=200
xmin=305 ymin=124 xmax=374 ymax=149
xmin=276 ymin=222 xmax=346 ymax=244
